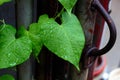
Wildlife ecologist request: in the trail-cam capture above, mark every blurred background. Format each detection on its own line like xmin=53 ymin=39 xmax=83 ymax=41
xmin=101 ymin=0 xmax=120 ymax=72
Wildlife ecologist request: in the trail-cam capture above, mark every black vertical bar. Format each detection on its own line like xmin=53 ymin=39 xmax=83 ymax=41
xmin=15 ymin=0 xmax=33 ymax=80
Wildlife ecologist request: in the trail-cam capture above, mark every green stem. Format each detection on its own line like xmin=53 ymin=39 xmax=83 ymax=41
xmin=0 ymin=19 xmax=6 ymax=32
xmin=0 ymin=19 xmax=5 ymax=24
xmin=54 ymin=8 xmax=64 ymax=19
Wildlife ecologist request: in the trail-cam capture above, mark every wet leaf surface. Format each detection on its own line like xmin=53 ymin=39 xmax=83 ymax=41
xmin=0 ymin=24 xmax=32 ymax=68
xmin=38 ymin=12 xmax=85 ymax=70
xmin=58 ymin=0 xmax=77 ymax=14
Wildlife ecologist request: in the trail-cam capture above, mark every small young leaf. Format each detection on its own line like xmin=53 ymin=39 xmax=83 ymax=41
xmin=17 ymin=26 xmax=29 ymax=37
xmin=29 ymin=23 xmax=43 ymax=57
xmin=0 ymin=74 xmax=15 ymax=80
xmin=17 ymin=25 xmax=43 ymax=57
xmin=17 ymin=24 xmax=43 ymax=57
xmin=0 ymin=24 xmax=32 ymax=68
xmin=58 ymin=0 xmax=77 ymax=14
xmin=38 ymin=12 xmax=85 ymax=70
xmin=0 ymin=0 xmax=11 ymax=5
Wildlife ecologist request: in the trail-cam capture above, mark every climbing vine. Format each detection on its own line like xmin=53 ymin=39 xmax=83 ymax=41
xmin=0 ymin=0 xmax=85 ymax=73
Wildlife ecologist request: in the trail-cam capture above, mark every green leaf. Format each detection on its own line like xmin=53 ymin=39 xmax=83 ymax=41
xmin=38 ymin=12 xmax=85 ymax=70
xmin=0 ymin=74 xmax=15 ymax=80
xmin=29 ymin=23 xmax=43 ymax=57
xmin=0 ymin=24 xmax=32 ymax=68
xmin=0 ymin=0 xmax=11 ymax=5
xmin=17 ymin=26 xmax=29 ymax=37
xmin=58 ymin=0 xmax=77 ymax=14
xmin=17 ymin=24 xmax=43 ymax=57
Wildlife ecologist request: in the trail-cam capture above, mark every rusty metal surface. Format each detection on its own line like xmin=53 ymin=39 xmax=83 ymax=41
xmin=75 ymin=0 xmax=96 ymax=45
xmin=90 ymin=0 xmax=116 ymax=56
xmin=69 ymin=0 xmax=97 ymax=80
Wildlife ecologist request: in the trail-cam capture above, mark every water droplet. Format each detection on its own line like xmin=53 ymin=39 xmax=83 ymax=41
xmin=10 ymin=63 xmax=16 ymax=66
xmin=8 ymin=54 xmax=11 ymax=57
xmin=64 ymin=56 xmax=67 ymax=59
xmin=16 ymin=58 xmax=19 ymax=62
xmin=49 ymin=30 xmax=53 ymax=33
xmin=47 ymin=22 xmax=50 ymax=24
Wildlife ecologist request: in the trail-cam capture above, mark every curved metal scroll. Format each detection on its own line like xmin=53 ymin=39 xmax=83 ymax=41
xmin=87 ymin=0 xmax=117 ymax=57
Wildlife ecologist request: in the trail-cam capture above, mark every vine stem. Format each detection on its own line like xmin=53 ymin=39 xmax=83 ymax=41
xmin=54 ymin=8 xmax=64 ymax=19
xmin=0 ymin=19 xmax=6 ymax=32
xmin=0 ymin=19 xmax=5 ymax=24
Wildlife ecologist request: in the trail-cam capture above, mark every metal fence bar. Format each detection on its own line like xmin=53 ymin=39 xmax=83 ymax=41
xmin=16 ymin=0 xmax=33 ymax=80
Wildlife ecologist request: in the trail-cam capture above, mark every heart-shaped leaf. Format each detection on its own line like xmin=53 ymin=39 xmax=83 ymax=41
xmin=0 ymin=0 xmax=11 ymax=5
xmin=0 ymin=74 xmax=15 ymax=80
xmin=58 ymin=0 xmax=77 ymax=14
xmin=38 ymin=12 xmax=85 ymax=70
xmin=0 ymin=24 xmax=32 ymax=68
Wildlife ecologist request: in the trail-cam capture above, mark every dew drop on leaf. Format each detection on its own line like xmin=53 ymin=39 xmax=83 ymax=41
xmin=10 ymin=63 xmax=16 ymax=67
